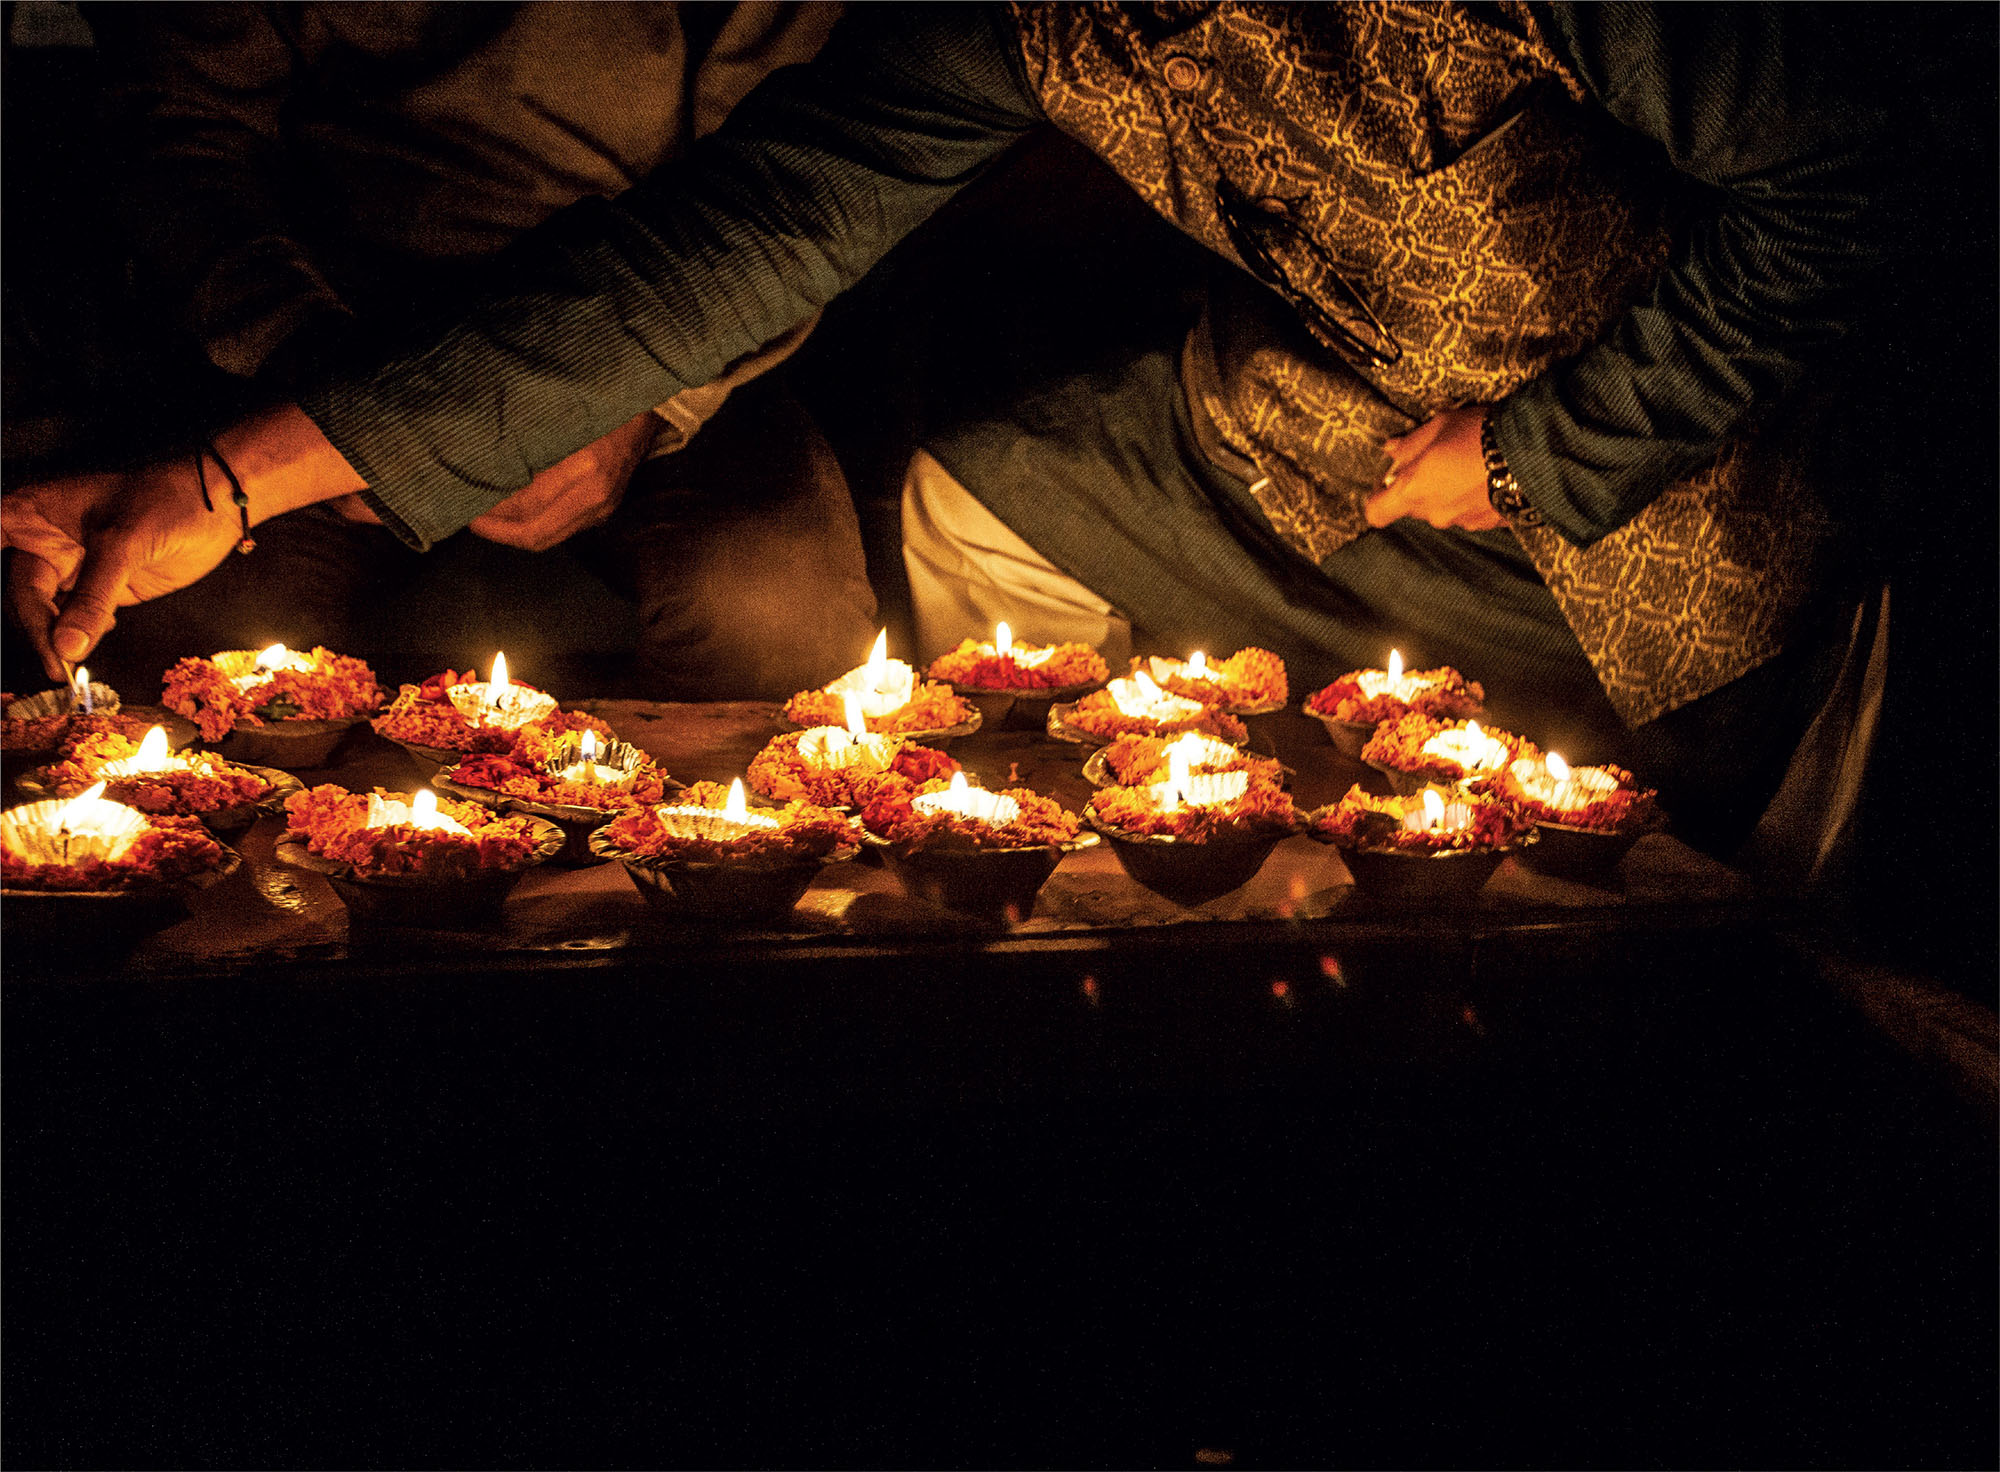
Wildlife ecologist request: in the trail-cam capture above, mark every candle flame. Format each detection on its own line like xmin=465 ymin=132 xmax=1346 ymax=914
xmin=995 ymin=621 xmax=1012 ymax=657
xmin=64 ymin=780 xmax=110 ymax=819
xmin=134 ymin=725 xmax=172 ymax=771
xmin=1422 ymin=788 xmax=1445 ymax=828
xmin=490 ymin=651 xmax=510 ymax=694
xmin=1168 ymin=743 xmax=1193 ymax=803
xmin=1466 ymin=720 xmax=1482 ymax=739
xmin=1387 ymin=648 xmax=1403 ymax=683
xmin=947 ymin=771 xmax=969 ymax=795
xmin=579 ymin=729 xmax=599 ymax=761
xmin=70 ymin=664 xmax=94 ymax=713
xmin=256 ymin=643 xmax=290 ymax=671
xmin=842 ymin=690 xmax=868 ymax=737
xmin=412 ymin=789 xmax=440 ymax=821
xmin=1186 ymin=650 xmax=1207 ymax=677
xmin=865 ymin=629 xmax=888 ymax=681
xmin=1135 ymin=669 xmax=1164 ymax=701
xmin=724 ymin=778 xmax=749 ymax=822
xmin=1545 ymin=751 xmax=1570 ymax=782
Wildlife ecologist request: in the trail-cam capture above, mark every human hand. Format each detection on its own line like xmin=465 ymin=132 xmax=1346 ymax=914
xmin=1363 ymin=405 xmax=1503 ymax=532
xmin=4 ymin=460 xmax=246 ymax=679
xmin=468 ymin=410 xmax=660 ymax=552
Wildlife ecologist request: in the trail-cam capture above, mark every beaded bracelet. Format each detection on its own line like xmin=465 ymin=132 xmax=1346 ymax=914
xmin=194 ymin=441 xmax=257 ymax=554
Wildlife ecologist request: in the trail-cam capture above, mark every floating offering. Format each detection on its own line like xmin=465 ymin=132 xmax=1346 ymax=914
xmin=1 ymin=668 xmax=139 ymax=755
xmin=1133 ymin=646 xmax=1288 ymax=714
xmin=1306 ymin=783 xmax=1537 ymax=903
xmin=1362 ymin=712 xmax=1528 ymax=793
xmin=1084 ymin=731 xmax=1285 ymax=790
xmin=858 ymin=772 xmax=1093 ymax=920
xmin=1085 ymin=744 xmax=1301 ymax=903
xmin=1472 ymin=751 xmax=1661 ymax=880
xmin=24 ymin=724 xmax=298 ymax=834
xmin=163 ymin=644 xmax=383 ymax=766
xmin=1304 ymin=650 xmax=1484 ymax=755
xmin=1049 ymin=670 xmax=1249 ymax=745
xmin=2 ymin=781 xmax=234 ymax=894
xmin=783 ymin=631 xmax=980 ymax=740
xmin=435 ymin=726 xmax=675 ymax=866
xmin=373 ymin=654 xmax=609 ymax=767
xmin=750 ymin=692 xmax=961 ymax=808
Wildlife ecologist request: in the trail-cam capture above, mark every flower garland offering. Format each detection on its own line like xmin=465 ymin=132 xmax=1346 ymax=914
xmin=1475 ymin=751 xmax=1659 ymax=834
xmin=1309 ymin=783 xmax=1535 ymax=855
xmin=1059 ymin=671 xmax=1249 ymax=744
xmin=750 ymin=723 xmax=962 ymax=813
xmin=861 ymin=771 xmax=1082 ymax=852
xmin=1086 ymin=743 xmax=1298 ymax=843
xmin=1362 ymin=712 xmax=1529 ymax=787
xmin=1095 ymin=731 xmax=1284 ymax=790
xmin=2 ymin=782 xmax=228 ymax=892
xmin=1305 ymin=649 xmax=1484 ymax=726
xmin=373 ymin=658 xmax=609 ymax=756
xmin=1139 ymin=646 xmax=1288 ymax=711
xmin=284 ymin=783 xmax=539 ymax=880
xmin=42 ymin=725 xmax=271 ymax=819
xmin=925 ymin=623 xmax=1109 ymax=691
xmin=446 ymin=726 xmax=670 ymax=811
xmin=783 ymin=630 xmax=976 ymax=736
xmin=162 ymin=644 xmax=383 ymax=743
xmin=601 ymin=779 xmax=853 ymax=865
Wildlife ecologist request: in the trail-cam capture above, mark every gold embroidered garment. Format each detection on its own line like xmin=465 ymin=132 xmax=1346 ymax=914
xmin=1012 ymin=1 xmax=1826 ymax=725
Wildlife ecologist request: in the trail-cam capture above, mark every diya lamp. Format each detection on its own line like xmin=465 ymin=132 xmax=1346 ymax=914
xmin=275 ymin=782 xmax=564 ymax=929
xmin=785 ymin=631 xmax=981 ymax=742
xmin=22 ymin=723 xmax=300 ymax=836
xmin=591 ymin=777 xmax=859 ymax=923
xmin=435 ymin=725 xmax=667 ymax=867
xmin=1362 ymin=712 xmax=1520 ymax=795
xmin=164 ymin=642 xmax=384 ymax=766
xmin=1085 ymin=743 xmax=1301 ymax=904
xmin=446 ymin=652 xmax=559 ymax=732
xmin=861 ymin=771 xmax=1095 ymax=921
xmin=1136 ymin=645 xmax=1289 ymax=714
xmin=1082 ymin=730 xmax=1283 ymax=790
xmin=1 ymin=666 xmax=129 ymax=756
xmin=1049 ymin=668 xmax=1247 ymax=745
xmin=1487 ymin=749 xmax=1660 ymax=882
xmin=1306 ymin=782 xmax=1537 ymax=904
xmin=1304 ymin=649 xmax=1486 ymax=757
xmin=927 ymin=622 xmax=1109 ymax=729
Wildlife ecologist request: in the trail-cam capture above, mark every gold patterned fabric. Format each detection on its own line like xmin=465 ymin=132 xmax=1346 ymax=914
xmin=1011 ymin=1 xmax=1827 ymax=725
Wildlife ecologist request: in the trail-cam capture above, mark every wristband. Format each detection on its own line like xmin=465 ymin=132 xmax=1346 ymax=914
xmin=196 ymin=442 xmax=257 ymax=554
xmin=1480 ymin=408 xmax=1544 ymax=528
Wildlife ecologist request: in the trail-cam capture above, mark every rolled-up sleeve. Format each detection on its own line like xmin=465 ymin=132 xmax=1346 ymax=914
xmin=299 ymin=4 xmax=1039 ymax=549
xmin=1496 ymin=2 xmax=1900 ymax=547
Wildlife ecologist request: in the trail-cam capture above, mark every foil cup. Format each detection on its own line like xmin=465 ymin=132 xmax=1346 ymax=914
xmin=783 ymin=708 xmax=983 ymax=750
xmin=589 ymin=825 xmax=860 ymax=924
xmin=14 ymin=761 xmax=303 ymax=838
xmin=432 ymin=766 xmax=679 ymax=868
xmin=274 ymin=810 xmax=564 ymax=929
xmin=864 ymin=830 xmax=1097 ymax=920
xmin=1304 ymin=708 xmax=1378 ymax=759
xmin=954 ymin=679 xmax=1105 ymax=732
xmin=215 ymin=716 xmax=369 ymax=771
xmin=1084 ymin=813 xmax=1291 ymax=906
xmin=1045 ymin=702 xmax=1247 ymax=750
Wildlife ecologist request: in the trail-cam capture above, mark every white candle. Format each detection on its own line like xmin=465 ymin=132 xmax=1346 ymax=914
xmin=912 ymin=771 xmax=1021 ymax=827
xmin=1147 ymin=649 xmax=1219 ymax=686
xmin=447 ymin=651 xmax=559 ymax=730
xmin=365 ymin=788 xmax=472 ymax=836
xmin=1511 ymin=751 xmax=1619 ymax=813
xmin=992 ymin=621 xmax=1054 ymax=669
xmin=1148 ymin=743 xmax=1249 ymax=812
xmin=96 ymin=725 xmax=185 ymax=779
xmin=1 ymin=782 xmax=152 ymax=865
xmin=1401 ymin=787 xmax=1474 ymax=834
xmin=556 ymin=729 xmax=628 ymax=786
xmin=70 ymin=664 xmax=94 ymax=713
xmin=825 ymin=630 xmax=916 ymax=719
xmin=1355 ymin=648 xmax=1434 ymax=703
xmin=1420 ymin=719 xmax=1509 ymax=775
xmin=796 ymin=724 xmax=900 ymax=773
xmin=653 ymin=777 xmax=784 ymax=842
xmin=1107 ymin=670 xmax=1206 ymax=723
xmin=225 ymin=642 xmax=314 ymax=693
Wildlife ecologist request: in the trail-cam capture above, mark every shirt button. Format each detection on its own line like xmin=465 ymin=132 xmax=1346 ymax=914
xmin=1162 ymin=55 xmax=1204 ymax=91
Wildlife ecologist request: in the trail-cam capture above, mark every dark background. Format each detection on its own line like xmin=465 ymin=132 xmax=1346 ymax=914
xmin=3 ymin=4 xmax=1995 ymax=1466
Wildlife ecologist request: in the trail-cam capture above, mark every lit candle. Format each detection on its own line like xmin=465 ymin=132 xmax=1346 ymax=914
xmin=1 ymin=781 xmax=153 ymax=866
xmin=1402 ymin=787 xmax=1474 ymax=834
xmin=1163 ymin=731 xmax=1239 ymax=773
xmin=365 ymin=788 xmax=473 ymax=836
xmin=824 ymin=630 xmax=917 ymax=719
xmin=96 ymin=725 xmax=186 ymax=779
xmin=556 ymin=729 xmax=628 ymax=787
xmin=70 ymin=664 xmax=94 ymax=713
xmin=1147 ymin=649 xmax=1219 ymax=685
xmin=1107 ymin=670 xmax=1206 ymax=723
xmin=992 ymin=621 xmax=1054 ymax=669
xmin=1420 ymin=719 xmax=1510 ymax=775
xmin=447 ymin=652 xmax=558 ymax=730
xmin=1148 ymin=743 xmax=1249 ymax=812
xmin=797 ymin=700 xmax=902 ymax=773
xmin=1356 ymin=648 xmax=1431 ymax=703
xmin=1511 ymin=750 xmax=1619 ymax=814
xmin=227 ymin=642 xmax=312 ymax=692
xmin=912 ymin=771 xmax=1021 ymax=827
xmin=652 ymin=777 xmax=784 ymax=842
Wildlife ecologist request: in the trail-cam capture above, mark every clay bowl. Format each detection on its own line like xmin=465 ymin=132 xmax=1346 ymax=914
xmin=432 ymin=767 xmax=681 ymax=868
xmin=954 ymin=679 xmax=1105 ymax=732
xmin=1308 ymin=824 xmax=1539 ymax=906
xmin=1 ymin=846 xmax=243 ymax=954
xmin=275 ymin=810 xmax=564 ymax=928
xmin=1364 ymin=760 xmax=1487 ymax=798
xmin=1046 ymin=702 xmax=1247 ymax=751
xmin=1304 ymin=708 xmax=1378 ymax=760
xmin=864 ymin=830 xmax=1098 ymax=921
xmin=1084 ymin=812 xmax=1294 ymax=906
xmin=784 ymin=709 xmax=983 ymax=751
xmin=589 ymin=825 xmax=861 ymax=925
xmin=1515 ymin=819 xmax=1647 ymax=883
xmin=1079 ymin=745 xmax=1290 ymax=792
xmin=14 ymin=761 xmax=302 ymax=839
xmin=213 ymin=715 xmax=371 ymax=771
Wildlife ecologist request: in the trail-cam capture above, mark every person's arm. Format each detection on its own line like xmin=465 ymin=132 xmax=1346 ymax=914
xmin=1368 ymin=3 xmax=1898 ymax=542
xmin=1494 ymin=1 xmax=1899 ymax=545
xmin=93 ymin=5 xmax=354 ymax=382
xmin=299 ymin=3 xmax=1040 ymax=551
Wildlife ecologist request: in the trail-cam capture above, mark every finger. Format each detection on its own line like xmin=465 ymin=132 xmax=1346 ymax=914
xmin=1364 ymin=478 xmax=1417 ymax=529
xmin=51 ymin=532 xmax=134 ymax=663
xmin=1381 ymin=415 xmax=1446 ymax=470
xmin=8 ymin=551 xmax=68 ymax=680
xmin=1454 ymin=506 xmax=1507 ymax=532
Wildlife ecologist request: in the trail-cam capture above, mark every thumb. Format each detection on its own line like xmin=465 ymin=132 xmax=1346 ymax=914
xmin=52 ymin=533 xmax=134 ymax=663
xmin=1381 ymin=414 xmax=1446 ymax=469
xmin=1364 ymin=476 xmax=1417 ymax=529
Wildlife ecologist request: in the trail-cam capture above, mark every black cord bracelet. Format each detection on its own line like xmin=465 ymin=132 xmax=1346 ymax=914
xmin=196 ymin=441 xmax=257 ymax=554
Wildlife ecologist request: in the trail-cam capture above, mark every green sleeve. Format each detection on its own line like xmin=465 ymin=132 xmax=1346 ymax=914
xmin=1497 ymin=3 xmax=1899 ymax=546
xmin=298 ymin=5 xmax=1039 ymax=550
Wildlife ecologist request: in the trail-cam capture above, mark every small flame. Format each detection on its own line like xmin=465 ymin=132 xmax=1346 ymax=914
xmin=490 ymin=651 xmax=510 ymax=694
xmin=578 ymin=729 xmax=599 ymax=761
xmin=133 ymin=725 xmax=173 ymax=771
xmin=70 ymin=664 xmax=94 ymax=713
xmin=724 ymin=778 xmax=749 ymax=822
xmin=412 ymin=789 xmax=440 ymax=822
xmin=864 ymin=629 xmax=889 ymax=682
xmin=1545 ymin=751 xmax=1571 ymax=782
xmin=947 ymin=771 xmax=970 ymax=796
xmin=1422 ymin=788 xmax=1446 ymax=828
xmin=842 ymin=690 xmax=868 ymax=737
xmin=1168 ymin=731 xmax=1208 ymax=762
xmin=1466 ymin=720 xmax=1482 ymax=740
xmin=1187 ymin=650 xmax=1208 ymax=677
xmin=256 ymin=643 xmax=290 ymax=671
xmin=63 ymin=780 xmax=110 ymax=820
xmin=1168 ymin=743 xmax=1193 ymax=802
xmin=995 ymin=621 xmax=1013 ymax=658
xmin=1134 ymin=669 xmax=1164 ymax=701
xmin=1387 ymin=648 xmax=1404 ymax=683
